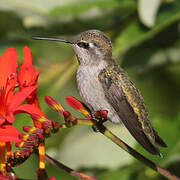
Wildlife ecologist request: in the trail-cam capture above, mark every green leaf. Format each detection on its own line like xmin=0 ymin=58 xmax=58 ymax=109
xmin=50 ymin=0 xmax=136 ymax=17
xmin=114 ymin=1 xmax=180 ymax=56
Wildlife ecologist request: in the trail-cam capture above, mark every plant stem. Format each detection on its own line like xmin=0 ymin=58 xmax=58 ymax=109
xmin=58 ymin=118 xmax=180 ymax=180
xmin=100 ymin=125 xmax=180 ymax=180
xmin=45 ymin=154 xmax=99 ymax=180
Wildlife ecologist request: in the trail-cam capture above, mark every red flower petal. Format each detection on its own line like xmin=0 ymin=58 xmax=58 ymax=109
xmin=0 ymin=48 xmax=17 ymax=88
xmin=15 ymin=104 xmax=45 ymax=128
xmin=15 ymin=104 xmax=45 ymax=117
xmin=45 ymin=96 xmax=66 ymax=115
xmin=23 ymin=46 xmax=33 ymax=65
xmin=65 ymin=96 xmax=83 ymax=110
xmin=0 ymin=125 xmax=21 ymax=142
xmin=26 ymin=90 xmax=40 ymax=107
xmin=0 ymin=117 xmax=6 ymax=125
xmin=18 ymin=46 xmax=40 ymax=87
xmin=8 ymin=86 xmax=38 ymax=118
xmin=5 ymin=113 xmax=15 ymax=125
xmin=65 ymin=96 xmax=91 ymax=118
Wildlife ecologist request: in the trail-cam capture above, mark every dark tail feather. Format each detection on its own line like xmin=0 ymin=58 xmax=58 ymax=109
xmin=153 ymin=129 xmax=167 ymax=148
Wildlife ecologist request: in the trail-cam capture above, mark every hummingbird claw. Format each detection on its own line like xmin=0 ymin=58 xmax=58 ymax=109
xmin=91 ymin=111 xmax=107 ymax=132
xmin=91 ymin=111 xmax=107 ymax=123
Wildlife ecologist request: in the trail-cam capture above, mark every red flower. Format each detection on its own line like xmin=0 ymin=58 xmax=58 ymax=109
xmin=0 ymin=125 xmax=21 ymax=142
xmin=65 ymin=96 xmax=91 ymax=118
xmin=17 ymin=47 xmax=45 ymax=129
xmin=18 ymin=46 xmax=40 ymax=87
xmin=0 ymin=46 xmax=48 ymax=177
xmin=0 ymin=48 xmax=38 ymax=142
xmin=18 ymin=46 xmax=40 ymax=107
xmin=0 ymin=48 xmax=17 ymax=125
xmin=0 ymin=47 xmax=42 ymax=176
xmin=17 ymin=46 xmax=46 ymax=172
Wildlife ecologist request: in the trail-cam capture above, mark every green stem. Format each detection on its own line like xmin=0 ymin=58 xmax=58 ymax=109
xmin=75 ymin=119 xmax=93 ymax=126
xmin=58 ymin=117 xmax=180 ymax=180
xmin=101 ymin=125 xmax=180 ymax=180
xmin=45 ymin=154 xmax=98 ymax=180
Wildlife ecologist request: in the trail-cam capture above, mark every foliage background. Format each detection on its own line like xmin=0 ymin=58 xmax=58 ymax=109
xmin=0 ymin=0 xmax=180 ymax=179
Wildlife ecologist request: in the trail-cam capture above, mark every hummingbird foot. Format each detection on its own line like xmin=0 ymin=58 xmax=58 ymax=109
xmin=91 ymin=111 xmax=108 ymax=123
xmin=91 ymin=111 xmax=107 ymax=132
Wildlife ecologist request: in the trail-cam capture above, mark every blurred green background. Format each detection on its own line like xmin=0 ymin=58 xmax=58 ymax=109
xmin=0 ymin=0 xmax=180 ymax=179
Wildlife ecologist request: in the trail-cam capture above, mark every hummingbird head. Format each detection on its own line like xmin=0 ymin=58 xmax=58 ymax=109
xmin=69 ymin=30 xmax=112 ymax=65
xmin=32 ymin=29 xmax=113 ymax=66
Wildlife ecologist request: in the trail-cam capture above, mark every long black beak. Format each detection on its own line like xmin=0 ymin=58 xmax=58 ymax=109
xmin=32 ymin=37 xmax=72 ymax=44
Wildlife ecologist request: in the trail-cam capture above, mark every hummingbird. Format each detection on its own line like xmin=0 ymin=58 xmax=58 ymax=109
xmin=33 ymin=29 xmax=167 ymax=156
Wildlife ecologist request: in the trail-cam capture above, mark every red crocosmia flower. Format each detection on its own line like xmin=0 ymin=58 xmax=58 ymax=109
xmin=17 ymin=46 xmax=45 ymax=128
xmin=0 ymin=48 xmax=38 ymax=141
xmin=18 ymin=46 xmax=40 ymax=107
xmin=0 ymin=48 xmax=17 ymax=125
xmin=0 ymin=47 xmax=48 ymax=176
xmin=0 ymin=125 xmax=21 ymax=142
xmin=65 ymin=96 xmax=91 ymax=118
xmin=0 ymin=47 xmax=41 ymax=175
xmin=18 ymin=46 xmax=40 ymax=87
xmin=17 ymin=46 xmax=46 ymax=172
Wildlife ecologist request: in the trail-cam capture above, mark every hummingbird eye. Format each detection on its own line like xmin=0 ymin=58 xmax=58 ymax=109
xmin=77 ymin=42 xmax=89 ymax=49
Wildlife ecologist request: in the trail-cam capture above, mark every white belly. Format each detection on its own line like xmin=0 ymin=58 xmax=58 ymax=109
xmin=76 ymin=65 xmax=120 ymax=123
